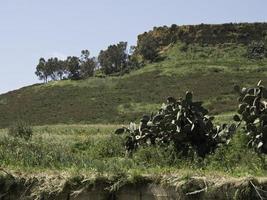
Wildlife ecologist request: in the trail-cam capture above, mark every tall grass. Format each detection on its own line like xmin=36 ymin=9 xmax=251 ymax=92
xmin=0 ymin=123 xmax=265 ymax=177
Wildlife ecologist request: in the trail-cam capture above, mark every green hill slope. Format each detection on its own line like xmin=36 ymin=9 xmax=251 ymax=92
xmin=0 ymin=24 xmax=267 ymax=127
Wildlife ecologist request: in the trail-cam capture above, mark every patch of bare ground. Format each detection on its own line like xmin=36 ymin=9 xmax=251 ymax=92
xmin=0 ymin=169 xmax=266 ymax=200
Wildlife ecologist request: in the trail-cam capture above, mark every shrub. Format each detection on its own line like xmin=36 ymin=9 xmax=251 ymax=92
xmin=133 ymin=143 xmax=180 ymax=167
xmin=179 ymin=43 xmax=188 ymax=52
xmin=72 ymin=134 xmax=125 ymax=159
xmin=8 ymin=120 xmax=33 ymax=140
xmin=91 ymin=135 xmax=125 ymax=158
xmin=205 ymin=132 xmax=265 ymax=175
xmin=247 ymin=41 xmax=267 ymax=59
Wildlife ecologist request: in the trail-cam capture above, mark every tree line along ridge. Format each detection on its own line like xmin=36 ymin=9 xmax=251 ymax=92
xmin=35 ymin=22 xmax=267 ymax=82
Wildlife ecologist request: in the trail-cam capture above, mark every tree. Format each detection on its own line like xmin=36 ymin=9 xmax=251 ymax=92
xmin=55 ymin=59 xmax=67 ymax=80
xmin=35 ymin=58 xmax=48 ymax=83
xmin=80 ymin=50 xmax=96 ymax=78
xmin=65 ymin=56 xmax=81 ymax=80
xmin=128 ymin=45 xmax=142 ymax=69
xmin=46 ymin=57 xmax=61 ymax=81
xmin=98 ymin=42 xmax=128 ymax=75
xmin=137 ymin=34 xmax=159 ymax=62
xmin=36 ymin=57 xmax=67 ymax=82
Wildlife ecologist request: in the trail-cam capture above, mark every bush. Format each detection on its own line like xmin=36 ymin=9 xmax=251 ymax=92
xmin=205 ymin=132 xmax=265 ymax=175
xmin=72 ymin=134 xmax=125 ymax=159
xmin=133 ymin=143 xmax=180 ymax=167
xmin=8 ymin=120 xmax=33 ymax=140
xmin=247 ymin=41 xmax=267 ymax=59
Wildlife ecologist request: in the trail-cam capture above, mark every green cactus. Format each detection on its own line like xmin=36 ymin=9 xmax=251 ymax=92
xmin=234 ymin=80 xmax=267 ymax=154
xmin=185 ymin=91 xmax=193 ymax=103
xmin=115 ymin=91 xmax=236 ymax=157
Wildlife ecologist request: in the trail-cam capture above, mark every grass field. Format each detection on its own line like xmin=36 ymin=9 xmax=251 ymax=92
xmin=0 ymin=114 xmax=266 ymax=178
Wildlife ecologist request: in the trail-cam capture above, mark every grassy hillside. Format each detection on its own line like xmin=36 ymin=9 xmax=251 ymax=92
xmin=0 ymin=41 xmax=267 ymax=127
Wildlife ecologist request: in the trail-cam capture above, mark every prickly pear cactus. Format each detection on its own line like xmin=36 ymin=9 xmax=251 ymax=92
xmin=233 ymin=80 xmax=267 ymax=153
xmin=115 ymin=91 xmax=236 ymax=157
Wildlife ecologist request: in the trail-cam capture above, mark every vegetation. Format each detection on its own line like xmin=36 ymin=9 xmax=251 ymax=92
xmin=136 ymin=32 xmax=159 ymax=62
xmin=0 ymin=123 xmax=265 ymax=177
xmin=35 ymin=50 xmax=97 ymax=82
xmin=80 ymin=49 xmax=97 ymax=79
xmin=34 ymin=23 xmax=267 ymax=81
xmin=116 ymin=92 xmax=236 ymax=157
xmin=8 ymin=120 xmax=33 ymax=141
xmin=98 ymin=42 xmax=129 ymax=75
xmin=233 ymin=81 xmax=267 ymax=153
xmin=111 ymin=81 xmax=267 ymax=179
xmin=1 ymin=40 xmax=267 ymax=127
xmin=247 ymin=41 xmax=267 ymax=59
xmin=23 ymin=23 xmax=266 ymax=129
xmin=136 ymin=23 xmax=267 ymax=53
xmin=1 ymin=23 xmax=267 ymax=198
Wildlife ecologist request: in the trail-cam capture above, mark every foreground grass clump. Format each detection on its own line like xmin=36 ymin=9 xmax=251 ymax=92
xmin=8 ymin=120 xmax=33 ymax=141
xmin=205 ymin=132 xmax=266 ymax=176
xmin=0 ymin=123 xmax=265 ymax=177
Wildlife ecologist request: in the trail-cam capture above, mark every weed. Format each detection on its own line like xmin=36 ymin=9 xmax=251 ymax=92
xmin=8 ymin=120 xmax=33 ymax=141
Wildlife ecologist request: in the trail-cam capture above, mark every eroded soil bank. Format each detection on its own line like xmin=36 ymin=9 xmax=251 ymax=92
xmin=0 ymin=172 xmax=266 ymax=200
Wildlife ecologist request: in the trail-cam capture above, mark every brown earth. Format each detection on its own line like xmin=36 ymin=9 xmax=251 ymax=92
xmin=0 ymin=171 xmax=266 ymax=200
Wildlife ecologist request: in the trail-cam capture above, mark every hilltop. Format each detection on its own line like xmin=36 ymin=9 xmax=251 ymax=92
xmin=0 ymin=23 xmax=267 ymax=127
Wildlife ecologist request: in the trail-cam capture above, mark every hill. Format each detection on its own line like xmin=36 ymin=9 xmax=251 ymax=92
xmin=0 ymin=23 xmax=267 ymax=199
xmin=0 ymin=23 xmax=267 ymax=127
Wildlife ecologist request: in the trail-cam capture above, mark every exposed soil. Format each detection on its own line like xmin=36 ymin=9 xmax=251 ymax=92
xmin=0 ymin=171 xmax=266 ymax=200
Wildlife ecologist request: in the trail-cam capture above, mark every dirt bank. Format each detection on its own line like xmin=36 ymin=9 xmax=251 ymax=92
xmin=0 ymin=172 xmax=266 ymax=200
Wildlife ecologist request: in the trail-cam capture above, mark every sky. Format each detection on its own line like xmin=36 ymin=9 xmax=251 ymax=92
xmin=0 ymin=0 xmax=266 ymax=94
